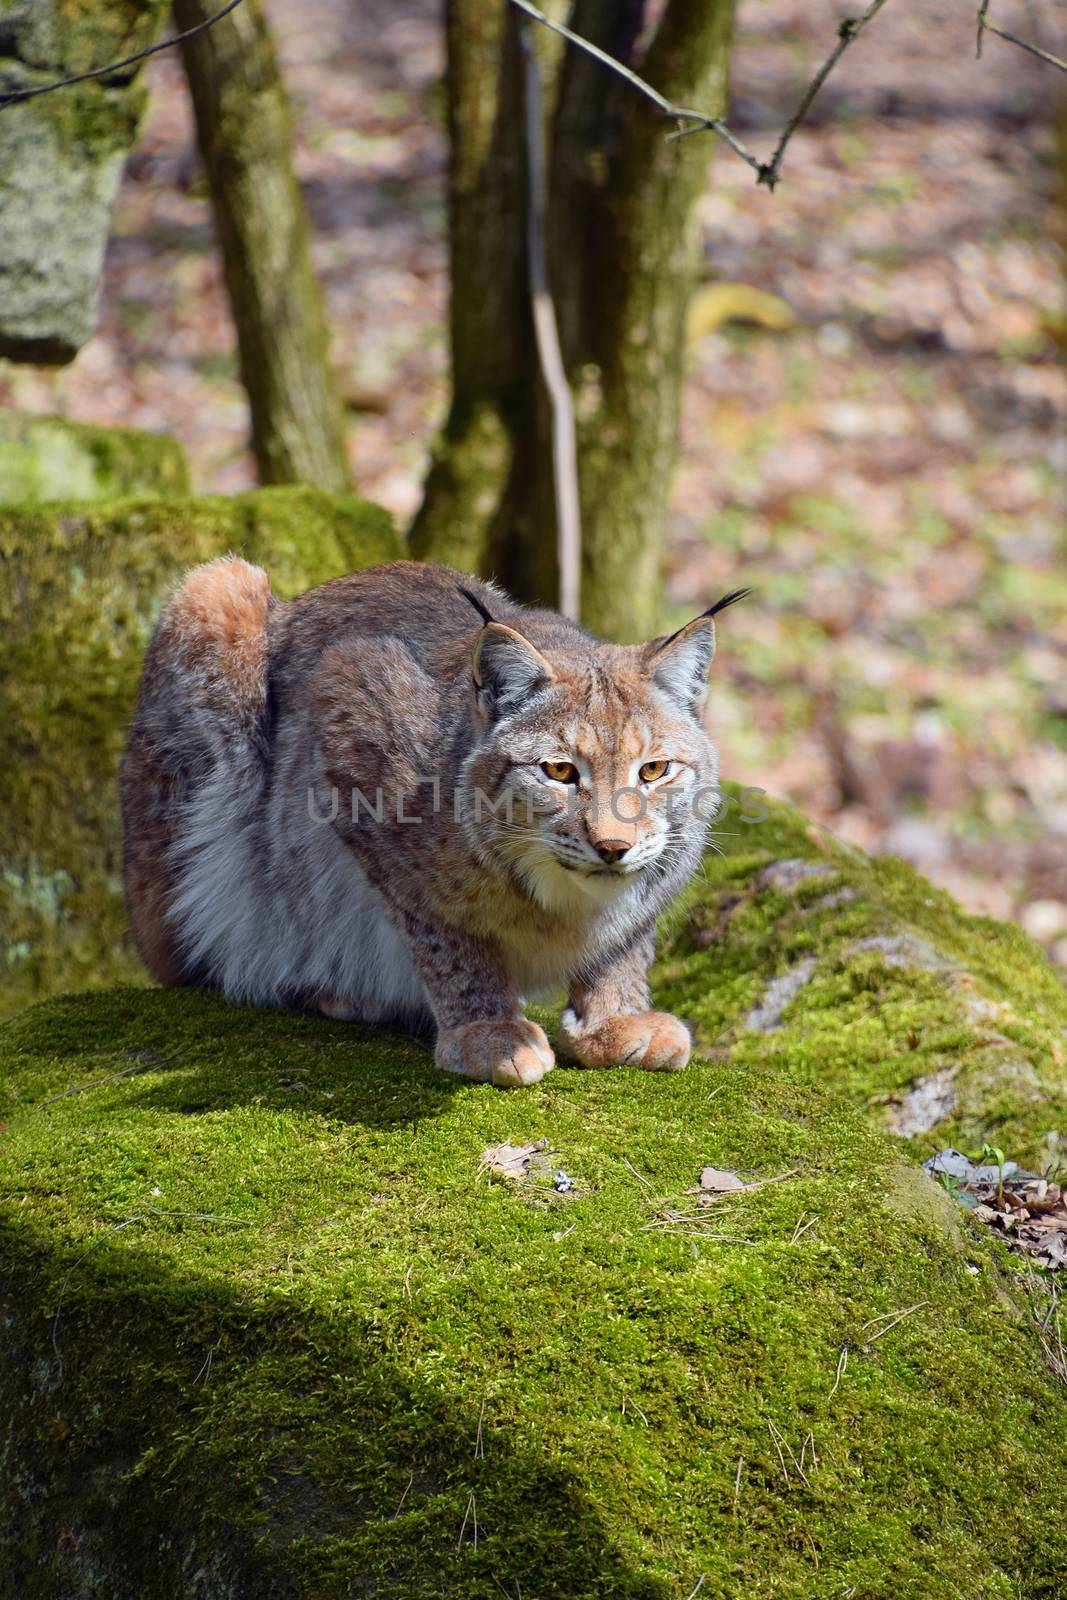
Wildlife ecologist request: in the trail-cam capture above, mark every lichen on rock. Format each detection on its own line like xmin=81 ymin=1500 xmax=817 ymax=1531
xmin=0 ymin=488 xmax=400 ymax=1018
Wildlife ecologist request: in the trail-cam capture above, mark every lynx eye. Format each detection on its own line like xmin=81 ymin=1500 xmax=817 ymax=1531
xmin=541 ymin=759 xmax=579 ymax=784
xmin=639 ymin=759 xmax=671 ymax=783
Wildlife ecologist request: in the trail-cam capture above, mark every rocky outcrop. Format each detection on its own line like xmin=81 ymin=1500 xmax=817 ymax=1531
xmin=0 ymin=984 xmax=1064 ymax=1597
xmin=0 ymin=1 xmax=171 ymax=363
xmin=0 ymin=413 xmax=190 ymax=503
xmin=0 ymin=488 xmax=400 ymax=1017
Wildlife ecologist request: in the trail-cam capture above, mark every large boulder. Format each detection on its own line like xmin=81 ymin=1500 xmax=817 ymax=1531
xmin=0 ymin=0 xmax=171 ymax=363
xmin=0 ymin=489 xmax=400 ymax=1018
xmin=1 ymin=984 xmax=1065 ymax=1598
xmin=0 ymin=412 xmax=190 ymax=504
xmin=655 ymin=793 xmax=1067 ymax=1171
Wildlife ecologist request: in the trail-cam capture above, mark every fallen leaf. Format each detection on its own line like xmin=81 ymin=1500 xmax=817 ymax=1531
xmin=687 ymin=283 xmax=797 ymax=344
xmin=480 ymin=1140 xmax=548 ymax=1181
xmin=700 ymin=1167 xmax=747 ymax=1193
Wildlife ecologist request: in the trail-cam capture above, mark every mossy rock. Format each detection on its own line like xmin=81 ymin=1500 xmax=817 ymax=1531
xmin=655 ymin=791 xmax=1067 ymax=1172
xmin=1 ymin=987 xmax=1066 ymax=1598
xmin=0 ymin=413 xmax=190 ymax=504
xmin=0 ymin=489 xmax=400 ymax=1018
xmin=0 ymin=2 xmax=172 ymax=363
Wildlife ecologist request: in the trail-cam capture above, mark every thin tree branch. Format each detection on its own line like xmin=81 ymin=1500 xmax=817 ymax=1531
xmin=510 ymin=0 xmax=758 ymax=170
xmin=977 ymin=0 xmax=1067 ymax=71
xmin=510 ymin=0 xmax=895 ymax=189
xmin=0 ymin=0 xmax=247 ymax=110
xmin=518 ymin=17 xmax=581 ymax=622
xmin=754 ymin=0 xmax=891 ymax=189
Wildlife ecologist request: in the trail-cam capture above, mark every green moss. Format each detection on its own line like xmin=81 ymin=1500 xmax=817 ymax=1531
xmin=654 ymin=792 xmax=1067 ymax=1170
xmin=0 ymin=987 xmax=1065 ymax=1597
xmin=0 ymin=489 xmax=400 ymax=1018
xmin=0 ymin=413 xmax=190 ymax=505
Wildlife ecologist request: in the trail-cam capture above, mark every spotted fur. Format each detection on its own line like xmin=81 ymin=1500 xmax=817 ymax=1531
xmin=122 ymin=560 xmax=737 ymax=1087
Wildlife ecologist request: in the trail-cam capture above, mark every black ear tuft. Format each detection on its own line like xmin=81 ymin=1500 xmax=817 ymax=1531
xmin=702 ymin=587 xmax=752 ymax=620
xmin=457 ymin=584 xmax=496 ymax=626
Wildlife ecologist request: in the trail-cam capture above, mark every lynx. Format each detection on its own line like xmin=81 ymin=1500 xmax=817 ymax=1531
xmin=122 ymin=560 xmax=746 ymax=1088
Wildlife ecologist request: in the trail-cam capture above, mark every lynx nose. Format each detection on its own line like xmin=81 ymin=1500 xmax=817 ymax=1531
xmin=593 ymin=838 xmax=630 ymax=864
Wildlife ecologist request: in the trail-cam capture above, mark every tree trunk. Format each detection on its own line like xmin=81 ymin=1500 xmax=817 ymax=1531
xmin=411 ymin=0 xmax=736 ymax=640
xmin=174 ymin=0 xmax=350 ymax=492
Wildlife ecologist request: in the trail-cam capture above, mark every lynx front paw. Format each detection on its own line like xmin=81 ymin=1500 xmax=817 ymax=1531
xmin=435 ymin=1019 xmax=555 ymax=1089
xmin=559 ymin=1009 xmax=691 ymax=1072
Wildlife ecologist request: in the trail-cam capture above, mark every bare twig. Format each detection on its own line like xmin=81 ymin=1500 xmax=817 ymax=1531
xmin=683 ymin=1577 xmax=706 ymax=1600
xmin=510 ymin=0 xmax=756 ymax=167
xmin=0 ymin=0 xmax=247 ymax=110
xmin=732 ymin=1454 xmax=744 ymax=1512
xmin=509 ymin=0 xmax=894 ymax=190
xmin=1027 ymin=1265 xmax=1066 ymax=1384
xmin=621 ymin=1391 xmax=650 ymax=1425
xmin=752 ymin=0 xmax=892 ymax=188
xmin=518 ymin=19 xmax=581 ymax=622
xmin=977 ymin=1 xmax=1067 ymax=71
xmin=768 ymin=1418 xmax=809 ymax=1485
xmin=828 ymin=1344 xmax=848 ymax=1399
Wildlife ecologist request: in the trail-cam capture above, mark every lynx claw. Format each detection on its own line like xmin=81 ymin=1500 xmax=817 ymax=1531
xmin=559 ymin=1009 xmax=691 ymax=1072
xmin=435 ymin=1018 xmax=555 ymax=1089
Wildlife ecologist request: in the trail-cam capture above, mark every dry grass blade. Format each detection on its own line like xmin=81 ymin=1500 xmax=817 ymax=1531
xmin=1028 ymin=1266 xmax=1067 ymax=1384
xmin=621 ymin=1156 xmax=652 ymax=1189
xmin=790 ymin=1212 xmax=818 ymax=1244
xmin=36 ymin=1057 xmax=159 ymax=1108
xmin=392 ymin=1469 xmax=414 ymax=1520
xmin=860 ymin=1301 xmax=929 ymax=1346
xmin=458 ymin=1488 xmax=478 ymax=1550
xmin=767 ymin=1419 xmax=792 ymax=1487
xmin=828 ymin=1345 xmax=848 ymax=1399
xmin=769 ymin=1418 xmax=810 ymax=1485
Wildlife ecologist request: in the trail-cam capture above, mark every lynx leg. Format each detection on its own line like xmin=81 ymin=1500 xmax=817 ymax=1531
xmin=561 ymin=938 xmax=691 ymax=1072
xmin=391 ymin=911 xmax=554 ymax=1089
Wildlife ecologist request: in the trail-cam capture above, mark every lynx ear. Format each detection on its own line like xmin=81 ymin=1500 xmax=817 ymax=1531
xmin=645 ymin=617 xmax=716 ymax=714
xmin=472 ymin=623 xmax=554 ymax=720
xmin=645 ymin=588 xmax=750 ymax=715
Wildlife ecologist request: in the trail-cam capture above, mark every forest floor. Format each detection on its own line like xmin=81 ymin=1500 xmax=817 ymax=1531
xmin=2 ymin=0 xmax=1065 ymax=961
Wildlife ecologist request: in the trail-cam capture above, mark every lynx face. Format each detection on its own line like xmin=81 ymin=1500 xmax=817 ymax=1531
xmin=459 ymin=617 xmax=721 ymax=917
